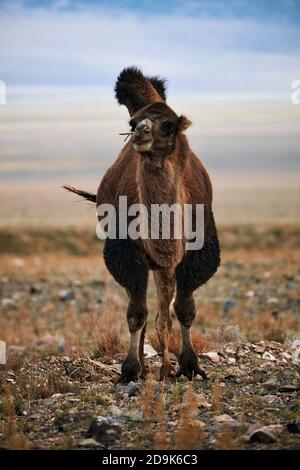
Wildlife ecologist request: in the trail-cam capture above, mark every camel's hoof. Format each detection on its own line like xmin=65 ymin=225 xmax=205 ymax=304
xmin=176 ymin=349 xmax=208 ymax=381
xmin=176 ymin=366 xmax=208 ymax=381
xmin=117 ymin=358 xmax=142 ymax=385
xmin=159 ymin=362 xmax=176 ymax=381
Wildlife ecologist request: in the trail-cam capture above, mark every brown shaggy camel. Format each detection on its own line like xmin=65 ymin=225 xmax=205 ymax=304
xmin=64 ymin=67 xmax=220 ymax=383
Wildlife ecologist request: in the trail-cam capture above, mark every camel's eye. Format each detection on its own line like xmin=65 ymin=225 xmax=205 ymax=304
xmin=130 ymin=120 xmax=136 ymax=131
xmin=162 ymin=121 xmax=175 ymax=135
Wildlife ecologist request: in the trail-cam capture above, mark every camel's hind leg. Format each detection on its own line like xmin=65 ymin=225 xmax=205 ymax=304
xmin=173 ymin=292 xmax=207 ymax=380
xmin=153 ymin=268 xmax=176 ymax=380
xmin=174 ymin=219 xmax=220 ymax=380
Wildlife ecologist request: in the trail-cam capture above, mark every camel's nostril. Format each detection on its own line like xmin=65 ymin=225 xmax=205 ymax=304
xmin=136 ymin=118 xmax=152 ymax=133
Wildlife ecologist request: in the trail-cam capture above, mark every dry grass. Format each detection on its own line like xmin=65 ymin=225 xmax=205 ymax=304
xmin=153 ymin=387 xmax=169 ymax=450
xmin=0 ymin=225 xmax=299 ymax=449
xmin=213 ymin=376 xmax=222 ymax=415
xmin=1 ymin=385 xmax=31 ymax=449
xmin=174 ymin=389 xmax=206 ymax=450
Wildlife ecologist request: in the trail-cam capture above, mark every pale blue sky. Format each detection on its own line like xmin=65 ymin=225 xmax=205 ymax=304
xmin=0 ymin=0 xmax=299 ymax=186
xmin=0 ymin=0 xmax=299 ymax=93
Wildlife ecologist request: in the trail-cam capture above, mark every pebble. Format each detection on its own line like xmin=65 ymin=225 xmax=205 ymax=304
xmin=287 ymin=423 xmax=300 ymax=434
xmin=202 ymin=352 xmax=220 ymax=363
xmin=262 ymin=351 xmax=276 ymax=361
xmin=249 ymin=429 xmax=276 ymax=444
xmin=30 ymin=285 xmax=41 ymax=294
xmin=87 ymin=417 xmax=122 ymax=443
xmin=58 ymin=290 xmax=75 ymax=301
xmin=262 ymin=394 xmax=281 ymax=405
xmin=78 ymin=438 xmax=104 ymax=448
xmin=144 ymin=342 xmax=158 ymax=358
xmin=248 ymin=424 xmax=285 ymax=444
xmin=279 ymin=384 xmax=300 ymax=393
xmin=108 ymin=406 xmax=143 ymax=422
xmin=214 ymin=414 xmax=234 ymax=423
xmin=117 ymin=382 xmax=141 ymax=397
xmin=1 ymin=298 xmax=17 ymax=308
xmin=107 ymin=405 xmax=123 ymax=417
xmin=11 ymin=257 xmax=25 ymax=268
xmin=245 ymin=290 xmax=255 ymax=298
xmin=227 ymin=357 xmax=236 ymax=364
xmin=222 ymin=298 xmax=236 ymax=314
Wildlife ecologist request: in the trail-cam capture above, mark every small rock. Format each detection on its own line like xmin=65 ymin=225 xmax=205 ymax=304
xmin=214 ymin=414 xmax=234 ymax=423
xmin=177 ymin=375 xmax=189 ymax=382
xmin=11 ymin=257 xmax=25 ymax=268
xmin=30 ymin=285 xmax=41 ymax=294
xmin=262 ymin=395 xmax=281 ymax=405
xmin=1 ymin=298 xmax=16 ymax=309
xmin=196 ymin=394 xmax=212 ymax=409
xmin=170 ymin=352 xmax=178 ymax=362
xmin=78 ymin=438 xmax=104 ymax=448
xmin=245 ymin=290 xmax=255 ymax=298
xmin=228 ymin=357 xmax=236 ymax=364
xmin=254 ymin=344 xmax=265 ymax=354
xmin=279 ymin=384 xmax=300 ymax=393
xmin=202 ymin=352 xmax=220 ymax=363
xmin=249 ymin=429 xmax=276 ymax=444
xmin=144 ymin=342 xmax=158 ymax=358
xmin=287 ymin=423 xmax=300 ymax=434
xmin=117 ymin=382 xmax=140 ymax=397
xmin=248 ymin=425 xmax=285 ymax=444
xmin=225 ymin=347 xmax=235 ymax=355
xmin=62 ymin=356 xmax=71 ymax=363
xmin=29 ymin=413 xmax=41 ymax=420
xmin=107 ymin=405 xmax=123 ymax=417
xmin=262 ymin=376 xmax=278 ymax=388
xmin=291 ymin=339 xmax=300 ymax=349
xmin=281 ymin=352 xmax=291 ymax=360
xmin=262 ymin=351 xmax=276 ymax=361
xmin=58 ymin=290 xmax=75 ymax=302
xmin=222 ymin=298 xmax=236 ymax=314
xmin=267 ymin=297 xmax=279 ymax=305
xmin=87 ymin=417 xmax=122 ymax=443
xmin=265 ymin=341 xmax=283 ymax=351
xmin=120 ymin=409 xmax=144 ymax=422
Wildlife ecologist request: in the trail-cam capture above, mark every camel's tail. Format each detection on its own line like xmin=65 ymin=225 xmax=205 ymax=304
xmin=63 ymin=185 xmax=96 ymax=203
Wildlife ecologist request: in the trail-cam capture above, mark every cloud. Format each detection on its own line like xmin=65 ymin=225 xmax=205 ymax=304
xmin=0 ymin=2 xmax=299 ymax=93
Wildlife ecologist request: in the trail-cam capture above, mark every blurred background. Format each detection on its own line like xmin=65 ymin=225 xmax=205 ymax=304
xmin=0 ymin=0 xmax=299 ymax=226
xmin=0 ymin=1 xmax=300 ymax=451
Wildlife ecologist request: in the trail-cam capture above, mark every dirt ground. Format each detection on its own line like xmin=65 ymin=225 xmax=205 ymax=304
xmin=0 ymin=225 xmax=299 ymax=450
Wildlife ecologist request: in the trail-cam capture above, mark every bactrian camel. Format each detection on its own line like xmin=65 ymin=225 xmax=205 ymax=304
xmin=64 ymin=67 xmax=220 ymax=383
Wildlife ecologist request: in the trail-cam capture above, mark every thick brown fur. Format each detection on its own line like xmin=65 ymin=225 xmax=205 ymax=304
xmin=65 ymin=67 xmax=220 ymax=383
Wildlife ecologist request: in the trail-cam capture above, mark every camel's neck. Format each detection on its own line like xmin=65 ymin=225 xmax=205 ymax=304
xmin=136 ymin=149 xmax=185 ymax=268
xmin=137 ymin=155 xmax=180 ymax=206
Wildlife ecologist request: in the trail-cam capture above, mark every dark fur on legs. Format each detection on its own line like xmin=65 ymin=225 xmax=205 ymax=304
xmin=174 ymin=224 xmax=220 ymax=380
xmin=104 ymin=238 xmax=149 ymax=383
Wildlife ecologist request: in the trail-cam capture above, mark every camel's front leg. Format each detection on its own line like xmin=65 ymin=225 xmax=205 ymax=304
xmin=121 ymin=292 xmax=148 ymax=384
xmin=153 ymin=269 xmax=176 ymax=380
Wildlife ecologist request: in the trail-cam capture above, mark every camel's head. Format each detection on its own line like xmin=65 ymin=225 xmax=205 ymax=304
xmin=130 ymin=102 xmax=191 ymax=154
xmin=115 ymin=67 xmax=191 ymax=155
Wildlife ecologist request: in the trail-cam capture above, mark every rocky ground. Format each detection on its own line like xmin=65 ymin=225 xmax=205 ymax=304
xmin=0 ymin=226 xmax=299 ymax=450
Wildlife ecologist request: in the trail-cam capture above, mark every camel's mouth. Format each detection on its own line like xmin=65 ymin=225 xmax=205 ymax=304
xmin=133 ymin=140 xmax=153 ymax=152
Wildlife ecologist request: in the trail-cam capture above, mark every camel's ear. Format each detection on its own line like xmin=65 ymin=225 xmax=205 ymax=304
xmin=177 ymin=115 xmax=192 ymax=132
xmin=149 ymin=76 xmax=167 ymax=101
